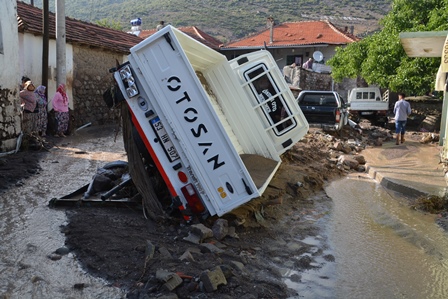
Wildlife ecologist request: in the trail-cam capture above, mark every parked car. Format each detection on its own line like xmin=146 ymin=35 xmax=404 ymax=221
xmin=297 ymin=90 xmax=349 ymax=131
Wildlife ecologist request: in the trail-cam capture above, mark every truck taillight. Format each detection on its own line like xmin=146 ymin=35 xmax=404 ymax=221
xmin=335 ymin=110 xmax=340 ymax=123
xmin=181 ymin=184 xmax=205 ymax=214
xmin=119 ymin=65 xmax=139 ymax=97
xmin=178 ymin=171 xmax=188 ymax=183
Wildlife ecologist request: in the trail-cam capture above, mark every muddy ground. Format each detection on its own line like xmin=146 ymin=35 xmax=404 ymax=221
xmin=0 ymin=107 xmax=442 ymax=299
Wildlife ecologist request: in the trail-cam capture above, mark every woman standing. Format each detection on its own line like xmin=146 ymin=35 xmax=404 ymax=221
xmin=19 ymin=81 xmax=38 ymax=134
xmin=52 ymin=83 xmax=69 ymax=137
xmin=35 ymin=85 xmax=48 ymax=137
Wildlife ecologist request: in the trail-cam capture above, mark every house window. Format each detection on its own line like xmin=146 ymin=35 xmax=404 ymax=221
xmin=286 ymin=55 xmax=302 ymax=66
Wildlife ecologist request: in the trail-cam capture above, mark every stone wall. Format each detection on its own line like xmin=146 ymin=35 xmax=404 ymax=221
xmin=0 ymin=88 xmax=22 ymax=152
xmin=72 ymin=46 xmax=124 ymax=129
xmin=297 ymin=68 xmax=362 ymax=99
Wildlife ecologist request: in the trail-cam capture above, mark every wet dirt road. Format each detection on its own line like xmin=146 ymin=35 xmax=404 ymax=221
xmin=0 ymin=126 xmax=127 ymax=299
xmin=293 ymin=177 xmax=448 ymax=299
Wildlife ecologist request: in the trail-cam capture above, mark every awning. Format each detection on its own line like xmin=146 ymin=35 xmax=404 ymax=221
xmin=399 ymin=31 xmax=448 ymax=91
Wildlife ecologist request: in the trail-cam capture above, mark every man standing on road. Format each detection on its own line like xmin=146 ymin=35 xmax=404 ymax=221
xmin=394 ymin=93 xmax=411 ymax=145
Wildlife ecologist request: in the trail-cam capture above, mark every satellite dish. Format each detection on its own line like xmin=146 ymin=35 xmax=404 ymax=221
xmin=313 ymin=51 xmax=323 ymax=62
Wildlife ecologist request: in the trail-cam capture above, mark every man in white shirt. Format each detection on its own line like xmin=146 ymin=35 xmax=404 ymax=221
xmin=393 ymin=93 xmax=411 ymax=145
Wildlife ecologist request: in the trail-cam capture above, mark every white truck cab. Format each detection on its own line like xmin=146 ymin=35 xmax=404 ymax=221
xmin=113 ymin=26 xmax=309 ymax=217
xmin=347 ymin=87 xmax=390 ymax=125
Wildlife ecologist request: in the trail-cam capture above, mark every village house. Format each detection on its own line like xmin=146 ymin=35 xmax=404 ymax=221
xmin=0 ymin=0 xmax=22 ymax=152
xmin=221 ymin=19 xmax=361 ymax=94
xmin=221 ymin=19 xmax=359 ymax=70
xmin=16 ymin=1 xmax=143 ymax=130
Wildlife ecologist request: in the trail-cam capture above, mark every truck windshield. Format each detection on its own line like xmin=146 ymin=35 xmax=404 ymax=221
xmin=244 ymin=64 xmax=297 ymax=136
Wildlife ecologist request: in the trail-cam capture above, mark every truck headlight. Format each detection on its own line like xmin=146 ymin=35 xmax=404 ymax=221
xmin=119 ymin=65 xmax=139 ymax=97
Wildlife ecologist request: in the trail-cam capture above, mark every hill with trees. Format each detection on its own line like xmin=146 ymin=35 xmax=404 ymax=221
xmin=25 ymin=0 xmax=391 ymax=42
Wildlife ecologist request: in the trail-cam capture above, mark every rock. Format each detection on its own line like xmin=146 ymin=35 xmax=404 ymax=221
xmin=145 ymin=240 xmax=156 ymax=260
xmin=229 ymin=260 xmax=245 ymax=271
xmin=179 ymin=250 xmax=195 ymax=262
xmin=47 ymin=253 xmax=62 ymax=261
xmin=352 ymin=155 xmax=366 ymax=165
xmin=199 ymin=243 xmax=225 ymax=254
xmin=200 ymin=266 xmax=227 ymax=292
xmin=191 ymin=224 xmax=213 ymax=242
xmin=373 ymin=138 xmax=383 ymax=146
xmin=226 ymin=226 xmax=239 ymax=239
xmin=341 ymin=143 xmax=352 ymax=154
xmin=338 ymin=155 xmax=359 ymax=170
xmin=212 ymin=219 xmax=229 ymax=241
xmin=54 ymin=246 xmax=70 ymax=255
xmin=356 ymin=165 xmax=366 ymax=172
xmin=156 ymin=269 xmax=183 ymax=291
xmin=183 ymin=232 xmax=201 ymax=244
xmin=219 ymin=264 xmax=234 ymax=279
xmin=332 ymin=142 xmax=343 ymax=151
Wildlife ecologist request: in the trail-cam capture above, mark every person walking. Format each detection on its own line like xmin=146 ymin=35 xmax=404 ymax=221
xmin=393 ymin=93 xmax=411 ymax=145
xmin=52 ymin=83 xmax=70 ymax=137
xmin=35 ymin=85 xmax=48 ymax=137
xmin=19 ymin=80 xmax=38 ymax=134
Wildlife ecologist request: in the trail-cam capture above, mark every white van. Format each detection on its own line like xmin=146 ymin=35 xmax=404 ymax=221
xmin=347 ymin=87 xmax=389 ymax=125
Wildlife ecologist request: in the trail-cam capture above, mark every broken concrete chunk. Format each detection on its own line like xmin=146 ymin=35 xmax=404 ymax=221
xmin=226 ymin=226 xmax=239 ymax=239
xmin=200 ymin=266 xmax=227 ymax=292
xmin=183 ymin=232 xmax=201 ymax=244
xmin=191 ymin=223 xmax=213 ymax=242
xmin=199 ymin=243 xmax=224 ymax=254
xmin=155 ymin=269 xmax=183 ymax=292
xmin=229 ymin=260 xmax=245 ymax=271
xmin=212 ymin=219 xmax=229 ymax=241
xmin=145 ymin=240 xmax=156 ymax=260
xmin=179 ymin=250 xmax=195 ymax=262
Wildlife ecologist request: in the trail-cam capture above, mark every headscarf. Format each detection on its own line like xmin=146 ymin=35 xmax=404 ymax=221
xmin=57 ymin=83 xmax=68 ymax=104
xmin=35 ymin=85 xmax=46 ymax=97
xmin=24 ymin=81 xmax=35 ymax=91
xmin=35 ymin=85 xmax=47 ymax=105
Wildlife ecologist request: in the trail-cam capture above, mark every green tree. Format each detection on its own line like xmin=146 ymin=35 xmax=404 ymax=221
xmin=328 ymin=0 xmax=448 ymax=95
xmin=95 ymin=18 xmax=123 ymax=31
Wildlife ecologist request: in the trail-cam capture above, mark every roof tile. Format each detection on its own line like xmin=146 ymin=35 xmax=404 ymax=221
xmin=17 ymin=1 xmax=142 ymax=54
xmin=223 ymin=20 xmax=360 ymax=49
xmin=139 ymin=26 xmax=223 ymax=50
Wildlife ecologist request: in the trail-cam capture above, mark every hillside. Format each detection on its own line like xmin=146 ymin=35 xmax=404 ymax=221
xmin=25 ymin=0 xmax=391 ymax=42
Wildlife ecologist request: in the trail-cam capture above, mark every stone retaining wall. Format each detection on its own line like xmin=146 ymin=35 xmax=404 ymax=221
xmin=0 ymin=88 xmax=22 ymax=152
xmin=72 ymin=46 xmax=124 ymax=129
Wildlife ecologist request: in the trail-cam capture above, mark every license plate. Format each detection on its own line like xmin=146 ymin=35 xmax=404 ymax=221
xmin=361 ymin=111 xmax=373 ymax=115
xmin=150 ymin=116 xmax=180 ymax=162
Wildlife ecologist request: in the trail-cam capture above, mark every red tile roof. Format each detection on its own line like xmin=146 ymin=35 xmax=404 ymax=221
xmin=223 ymin=20 xmax=360 ymax=49
xmin=139 ymin=26 xmax=223 ymax=50
xmin=17 ymin=1 xmax=142 ymax=54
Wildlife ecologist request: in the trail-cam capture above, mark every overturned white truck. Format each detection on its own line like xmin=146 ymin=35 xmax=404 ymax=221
xmin=113 ymin=26 xmax=309 ymax=217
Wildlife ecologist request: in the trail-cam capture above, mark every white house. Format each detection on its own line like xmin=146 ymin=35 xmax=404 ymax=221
xmin=0 ymin=0 xmax=21 ymax=152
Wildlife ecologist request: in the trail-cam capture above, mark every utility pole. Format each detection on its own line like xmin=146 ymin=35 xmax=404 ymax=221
xmin=42 ymin=0 xmax=49 ymax=97
xmin=56 ymin=0 xmax=66 ymax=87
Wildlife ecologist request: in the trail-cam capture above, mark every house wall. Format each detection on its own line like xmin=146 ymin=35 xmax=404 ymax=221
xmin=0 ymin=0 xmax=21 ymax=152
xmin=221 ymin=46 xmax=338 ymax=70
xmin=72 ymin=46 xmax=126 ymax=128
xmin=18 ymin=32 xmax=74 ymax=110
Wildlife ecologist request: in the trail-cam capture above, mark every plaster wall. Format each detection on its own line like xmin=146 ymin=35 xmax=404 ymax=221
xmin=0 ymin=0 xmax=22 ymax=152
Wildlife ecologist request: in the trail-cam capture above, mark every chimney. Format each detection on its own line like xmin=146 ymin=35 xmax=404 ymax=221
xmin=350 ymin=26 xmax=354 ymax=35
xmin=267 ymin=17 xmax=274 ymax=44
xmin=344 ymin=26 xmax=348 ymax=32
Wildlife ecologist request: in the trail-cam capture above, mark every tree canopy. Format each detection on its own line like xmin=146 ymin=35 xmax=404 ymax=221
xmin=328 ymin=0 xmax=448 ymax=95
